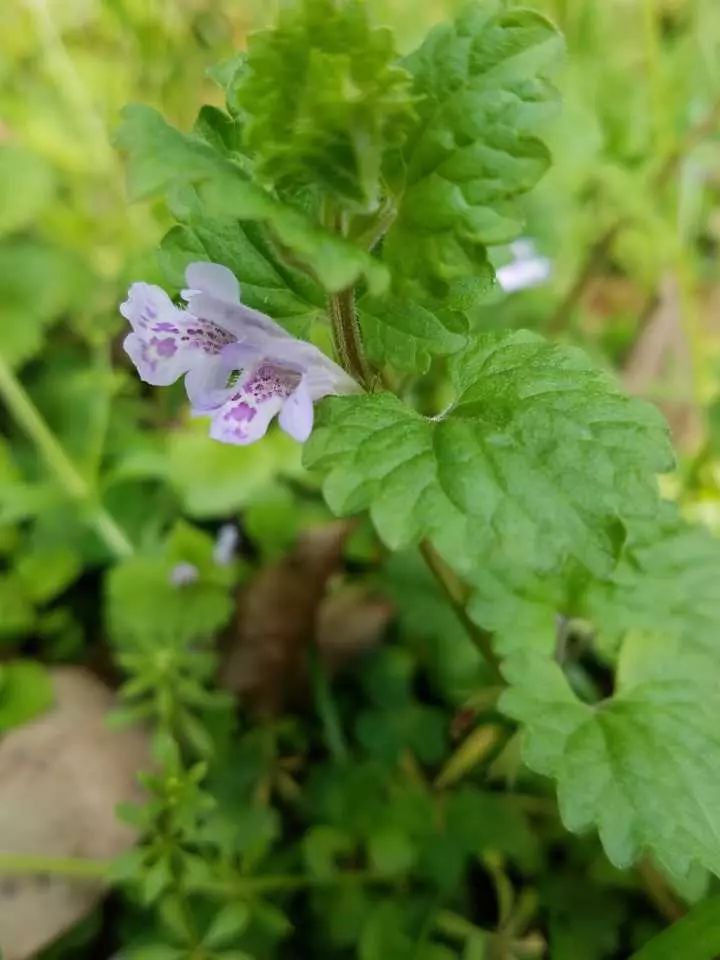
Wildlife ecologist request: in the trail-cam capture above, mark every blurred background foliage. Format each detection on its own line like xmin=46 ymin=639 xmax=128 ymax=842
xmin=1 ymin=0 xmax=720 ymax=958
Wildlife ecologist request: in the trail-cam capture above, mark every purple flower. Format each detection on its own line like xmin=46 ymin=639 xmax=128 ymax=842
xmin=121 ymin=262 xmax=359 ymax=445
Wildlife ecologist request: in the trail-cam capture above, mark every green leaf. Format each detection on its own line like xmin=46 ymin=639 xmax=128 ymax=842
xmin=0 ymin=144 xmax=55 ymax=236
xmin=0 ymin=660 xmax=54 ymax=730
xmin=204 ymin=902 xmax=251 ymax=949
xmin=359 ymin=295 xmax=467 ymax=373
xmin=115 ymin=104 xmax=388 ymax=295
xmin=543 ymin=873 xmax=626 ymax=960
xmin=384 ymin=2 xmax=563 ymax=307
xmin=305 ymin=331 xmax=672 ymax=577
xmin=501 ymin=634 xmax=720 ymax=878
xmin=468 ymin=505 xmax=720 ymax=661
xmin=0 ymin=242 xmax=90 ymax=368
xmin=303 ymin=825 xmax=355 ymax=879
xmin=167 ymin=423 xmax=303 ymax=518
xmin=0 ymin=575 xmax=36 ymax=639
xmin=368 ymin=827 xmax=416 ymax=875
xmin=584 ymin=506 xmax=720 ymax=661
xmin=231 ymin=0 xmax=416 ymax=212
xmin=629 ymin=895 xmax=720 ymax=960
xmin=160 ymin=215 xmax=325 ymax=339
xmin=420 ymin=787 xmax=539 ymax=890
xmin=16 ymin=546 xmax=81 ymax=604
xmin=127 ymin=946 xmax=182 ymax=960
xmin=360 ymin=903 xmax=414 ymax=960
xmin=106 ymin=527 xmax=234 ymax=646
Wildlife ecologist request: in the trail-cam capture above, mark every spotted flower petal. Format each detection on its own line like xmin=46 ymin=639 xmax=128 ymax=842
xmin=182 ymin=261 xmax=291 ymax=342
xmin=209 ymin=361 xmax=305 ymax=446
xmin=121 ymin=282 xmax=236 ymax=387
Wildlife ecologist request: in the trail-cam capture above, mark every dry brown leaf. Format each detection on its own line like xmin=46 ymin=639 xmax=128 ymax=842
xmin=316 ymin=587 xmax=393 ymax=673
xmin=219 ymin=521 xmax=353 ymax=715
xmin=219 ymin=521 xmax=390 ymax=715
xmin=622 ymin=274 xmax=703 ymax=452
xmin=0 ymin=667 xmax=149 ymax=960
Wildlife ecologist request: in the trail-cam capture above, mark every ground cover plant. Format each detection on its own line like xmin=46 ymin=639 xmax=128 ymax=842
xmin=1 ymin=0 xmax=720 ymax=957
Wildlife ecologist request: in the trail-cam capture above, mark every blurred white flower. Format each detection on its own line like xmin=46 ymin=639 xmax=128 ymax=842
xmin=169 ymin=562 xmax=200 ymax=587
xmin=213 ymin=523 xmax=240 ymax=566
xmin=496 ymin=239 xmax=551 ymax=293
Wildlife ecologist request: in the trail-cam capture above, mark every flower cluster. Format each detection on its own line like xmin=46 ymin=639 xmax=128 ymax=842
xmin=120 ymin=262 xmax=358 ymax=445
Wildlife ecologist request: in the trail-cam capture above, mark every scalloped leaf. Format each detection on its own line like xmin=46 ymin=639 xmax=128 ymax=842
xmin=304 ymin=331 xmax=672 ymax=577
xmin=384 ymin=2 xmax=563 ymax=308
xmin=502 ymin=636 xmax=720 ymax=879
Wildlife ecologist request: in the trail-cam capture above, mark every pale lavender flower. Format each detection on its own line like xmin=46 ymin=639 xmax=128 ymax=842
xmin=169 ymin=562 xmax=200 ymax=587
xmin=213 ymin=523 xmax=239 ymax=567
xmin=121 ymin=262 xmax=358 ymax=445
xmin=496 ymin=240 xmax=552 ymax=293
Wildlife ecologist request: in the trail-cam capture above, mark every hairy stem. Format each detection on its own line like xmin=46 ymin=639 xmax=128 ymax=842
xmin=419 ymin=540 xmax=503 ymax=681
xmin=0 ymin=354 xmax=134 ymax=560
xmin=328 ymin=286 xmax=372 ymax=388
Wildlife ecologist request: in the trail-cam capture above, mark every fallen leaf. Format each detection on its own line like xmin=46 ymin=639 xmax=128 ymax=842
xmin=219 ymin=521 xmax=353 ymax=715
xmin=316 ymin=587 xmax=393 ymax=673
xmin=622 ymin=274 xmax=702 ymax=452
xmin=0 ymin=667 xmax=149 ymax=960
xmin=220 ymin=522 xmax=390 ymax=715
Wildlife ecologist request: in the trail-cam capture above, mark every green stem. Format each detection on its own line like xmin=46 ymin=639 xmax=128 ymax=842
xmin=328 ymin=286 xmax=372 ymax=388
xmin=0 ymin=853 xmax=384 ymax=896
xmin=196 ymin=869 xmax=383 ymax=897
xmin=0 ymin=853 xmax=111 ymax=880
xmin=0 ymin=354 xmax=133 ymax=559
xmin=434 ymin=910 xmax=545 ymax=958
xmin=309 ymin=643 xmax=349 ymax=764
xmin=419 ymin=541 xmax=503 ymax=681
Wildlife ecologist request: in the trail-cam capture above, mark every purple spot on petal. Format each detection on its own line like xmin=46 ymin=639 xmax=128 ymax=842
xmin=153 ymin=321 xmax=179 ymax=333
xmin=150 ymin=337 xmax=178 ymax=358
xmin=225 ymin=400 xmax=256 ymax=423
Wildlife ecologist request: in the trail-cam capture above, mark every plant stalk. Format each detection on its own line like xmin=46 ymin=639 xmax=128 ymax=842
xmin=0 ymin=853 xmax=111 ymax=881
xmin=308 ymin=643 xmax=349 ymax=764
xmin=328 ymin=286 xmax=372 ymax=388
xmin=419 ymin=540 xmax=503 ymax=681
xmin=0 ymin=354 xmax=134 ymax=559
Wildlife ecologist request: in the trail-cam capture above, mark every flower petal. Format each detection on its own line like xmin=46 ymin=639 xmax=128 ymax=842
xmin=183 ymin=261 xmax=241 ymax=304
xmin=186 ymin=291 xmax=291 ymax=342
xmin=263 ymin=338 xmax=359 ymax=399
xmin=123 ymin=330 xmax=190 ymax=387
xmin=184 ymin=354 xmax=231 ymax=409
xmin=120 ymin=282 xmax=183 ymax=334
xmin=209 ymin=391 xmax=281 ymax=445
xmin=279 ymin=379 xmax=314 ymax=442
xmin=120 ymin=279 xmax=243 ymax=387
xmin=208 ymin=361 xmax=302 ymax=445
